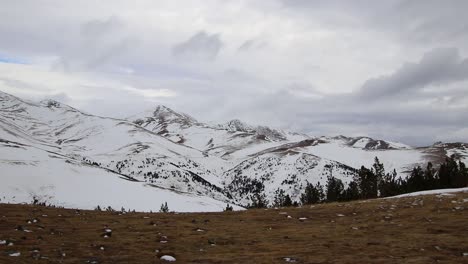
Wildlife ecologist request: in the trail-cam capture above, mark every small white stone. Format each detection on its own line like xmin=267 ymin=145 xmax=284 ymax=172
xmin=9 ymin=252 xmax=21 ymax=257
xmin=160 ymin=255 xmax=176 ymax=262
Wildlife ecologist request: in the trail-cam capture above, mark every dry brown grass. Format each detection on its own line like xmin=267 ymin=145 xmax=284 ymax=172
xmin=0 ymin=192 xmax=467 ymax=264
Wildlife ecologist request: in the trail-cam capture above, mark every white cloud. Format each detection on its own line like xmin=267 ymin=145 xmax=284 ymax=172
xmin=122 ymin=86 xmax=176 ymax=98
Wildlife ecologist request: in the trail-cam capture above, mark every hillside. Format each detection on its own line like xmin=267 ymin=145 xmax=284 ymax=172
xmin=1 ymin=90 xmax=467 ymax=211
xmin=0 ymin=190 xmax=467 ymax=263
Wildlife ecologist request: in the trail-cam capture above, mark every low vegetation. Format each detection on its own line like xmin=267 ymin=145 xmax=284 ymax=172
xmin=1 ymin=191 xmax=467 ymax=263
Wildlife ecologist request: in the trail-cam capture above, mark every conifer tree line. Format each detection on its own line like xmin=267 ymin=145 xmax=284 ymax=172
xmin=260 ymin=155 xmax=468 ymax=208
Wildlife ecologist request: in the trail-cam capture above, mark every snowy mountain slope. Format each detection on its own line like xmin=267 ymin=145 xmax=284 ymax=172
xmin=1 ymin=90 xmax=466 ymax=210
xmin=345 ymin=136 xmax=411 ymax=150
xmin=422 ymin=142 xmax=468 ymax=164
xmin=299 ymin=138 xmax=425 ymax=174
xmin=0 ymin=91 xmax=236 ymax=210
xmin=223 ymin=151 xmax=357 ymax=205
xmin=0 ymin=139 xmax=238 ymax=212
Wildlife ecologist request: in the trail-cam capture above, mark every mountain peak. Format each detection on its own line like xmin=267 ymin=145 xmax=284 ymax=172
xmin=152 ymin=105 xmax=197 ymax=123
xmin=153 ymin=105 xmax=179 ymax=116
xmin=40 ymin=99 xmax=62 ymax=108
xmin=130 ymin=105 xmax=197 ymax=127
xmin=223 ymin=119 xmax=253 ymax=132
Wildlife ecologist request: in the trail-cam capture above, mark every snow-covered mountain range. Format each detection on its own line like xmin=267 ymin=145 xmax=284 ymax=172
xmin=1 ymin=90 xmax=467 ymax=211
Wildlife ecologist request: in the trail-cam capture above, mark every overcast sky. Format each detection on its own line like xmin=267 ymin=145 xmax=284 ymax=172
xmin=1 ymin=0 xmax=467 ymax=146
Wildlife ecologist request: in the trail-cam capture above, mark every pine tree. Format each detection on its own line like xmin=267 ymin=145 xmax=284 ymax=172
xmin=372 ymin=157 xmax=385 ymax=196
xmin=406 ymin=166 xmax=425 ymax=192
xmin=437 ymin=156 xmax=464 ymax=188
xmin=326 ymin=175 xmax=344 ymax=202
xmin=300 ymin=182 xmax=324 ymax=205
xmin=355 ymin=166 xmax=377 ymax=199
xmin=458 ymin=160 xmax=468 ymax=187
xmin=438 ymin=162 xmax=450 ymax=188
xmin=283 ymin=194 xmax=293 ymax=207
xmin=342 ymin=180 xmax=360 ymax=201
xmin=159 ymin=202 xmax=169 ymax=213
xmin=273 ymin=188 xmax=287 ymax=207
xmin=423 ymin=162 xmax=436 ymax=190
xmin=249 ymin=193 xmax=268 ymax=208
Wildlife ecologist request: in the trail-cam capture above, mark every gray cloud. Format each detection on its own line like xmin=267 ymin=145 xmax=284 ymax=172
xmin=358 ymin=48 xmax=468 ymax=99
xmin=172 ymin=31 xmax=222 ymax=61
xmin=54 ymin=16 xmax=136 ymax=72
xmin=80 ymin=16 xmax=124 ymax=38
xmin=237 ymin=39 xmax=267 ymax=52
xmin=0 ymin=1 xmax=467 ymax=146
xmin=280 ymin=0 xmax=468 ymax=44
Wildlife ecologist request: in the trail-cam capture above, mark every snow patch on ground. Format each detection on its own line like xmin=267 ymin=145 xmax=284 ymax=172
xmin=387 ymin=187 xmax=468 ymax=198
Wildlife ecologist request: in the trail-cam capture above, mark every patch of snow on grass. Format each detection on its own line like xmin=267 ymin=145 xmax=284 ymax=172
xmin=387 ymin=187 xmax=468 ymax=198
xmin=160 ymin=255 xmax=176 ymax=261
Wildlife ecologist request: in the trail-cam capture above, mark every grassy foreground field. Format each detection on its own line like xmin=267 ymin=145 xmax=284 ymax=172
xmin=0 ymin=192 xmax=467 ymax=264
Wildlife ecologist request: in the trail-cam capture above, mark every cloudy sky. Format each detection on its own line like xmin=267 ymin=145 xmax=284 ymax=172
xmin=1 ymin=0 xmax=467 ymax=146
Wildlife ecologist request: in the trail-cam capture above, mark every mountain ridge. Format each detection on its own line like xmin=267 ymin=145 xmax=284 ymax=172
xmin=1 ymin=90 xmax=466 ymax=211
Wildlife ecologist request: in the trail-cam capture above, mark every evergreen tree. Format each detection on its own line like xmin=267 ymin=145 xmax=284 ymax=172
xmin=326 ymin=175 xmax=344 ymax=202
xmin=224 ymin=204 xmax=233 ymax=211
xmin=249 ymin=193 xmax=268 ymax=208
xmin=437 ymin=156 xmax=465 ymax=188
xmin=273 ymin=188 xmax=287 ymax=207
xmin=272 ymin=189 xmax=293 ymax=207
xmin=423 ymin=162 xmax=437 ymax=190
xmin=300 ymin=182 xmax=324 ymax=205
xmin=342 ymin=180 xmax=360 ymax=201
xmin=355 ymin=166 xmax=378 ymax=199
xmin=406 ymin=166 xmax=425 ymax=192
xmin=159 ymin=202 xmax=169 ymax=213
xmin=380 ymin=169 xmax=403 ymax=197
xmin=283 ymin=194 xmax=293 ymax=207
xmin=458 ymin=160 xmax=468 ymax=187
xmin=372 ymin=157 xmax=385 ymax=196
xmin=438 ymin=162 xmax=450 ymax=188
